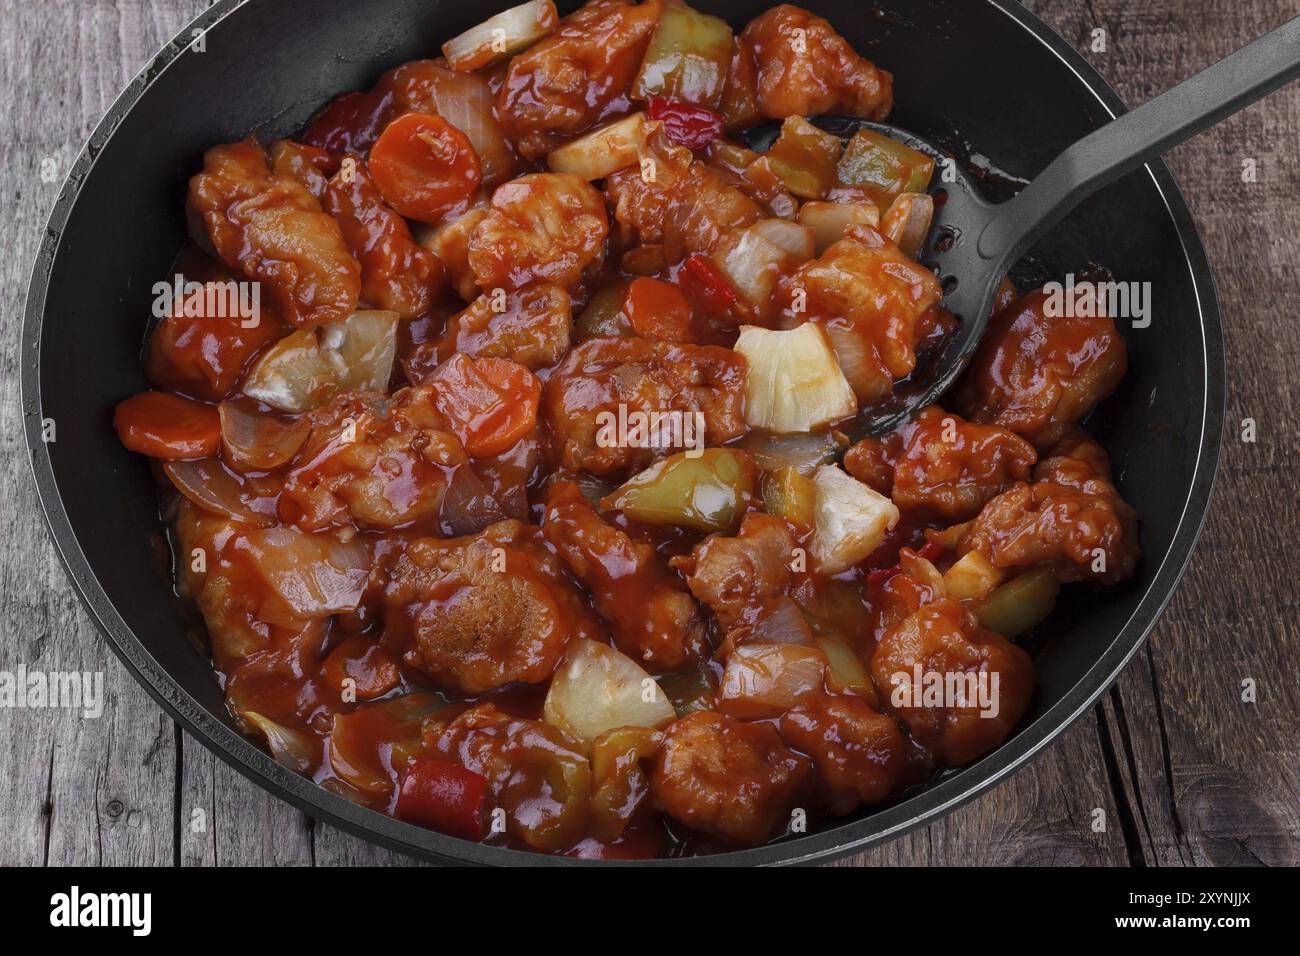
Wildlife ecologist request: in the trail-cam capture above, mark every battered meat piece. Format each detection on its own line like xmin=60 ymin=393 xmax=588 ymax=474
xmin=405 ymin=284 xmax=572 ymax=376
xmin=544 ymin=336 xmax=748 ymax=476
xmin=780 ymin=695 xmax=907 ymax=815
xmin=174 ymin=499 xmax=272 ymax=664
xmin=842 ymin=431 xmax=903 ymax=497
xmin=384 ymin=520 xmax=602 ymax=694
xmin=871 ymin=599 xmax=1034 ymax=766
xmin=794 ymin=225 xmax=942 ymax=403
xmin=672 ymin=513 xmax=797 ymax=633
xmin=416 ymin=203 xmax=490 ymax=302
xmin=606 ymin=123 xmax=761 ymax=262
xmin=738 ymin=5 xmax=893 ymax=121
xmin=279 ymin=387 xmax=466 ymax=532
xmin=188 ymin=138 xmax=360 ymax=328
xmin=652 ymin=710 xmax=811 ymax=846
xmin=146 ymin=276 xmax=285 ymax=402
xmin=427 ymin=703 xmax=591 ymax=852
xmin=543 ymin=482 xmax=708 ymax=669
xmin=1032 ymin=428 xmax=1116 ymax=489
xmin=956 ymin=288 xmax=1128 ymax=451
xmin=323 ymin=163 xmax=446 ymax=318
xmin=268 ymin=139 xmax=338 ymax=201
xmin=959 ymin=431 xmax=1140 ymax=585
xmin=468 ymin=173 xmax=608 ymax=292
xmin=497 ymin=0 xmax=663 ymax=159
xmin=890 ymin=407 xmax=1038 ymax=521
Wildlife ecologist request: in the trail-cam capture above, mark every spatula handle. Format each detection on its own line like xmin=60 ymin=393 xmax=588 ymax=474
xmin=978 ymin=14 xmax=1300 ymax=263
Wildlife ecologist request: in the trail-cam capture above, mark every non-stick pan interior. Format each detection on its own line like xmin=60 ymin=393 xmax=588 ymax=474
xmin=25 ymin=0 xmax=1220 ymax=864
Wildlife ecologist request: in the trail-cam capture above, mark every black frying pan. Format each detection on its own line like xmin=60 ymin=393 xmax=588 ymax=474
xmin=21 ymin=0 xmax=1225 ymax=865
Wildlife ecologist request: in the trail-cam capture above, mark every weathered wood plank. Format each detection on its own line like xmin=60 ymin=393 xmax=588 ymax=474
xmin=839 ymin=718 xmax=1133 ymax=866
xmin=1025 ymin=0 xmax=1300 ymax=868
xmin=0 ymin=0 xmax=212 ymax=867
xmin=0 ymin=0 xmax=1295 ymax=868
xmin=177 ymin=731 xmax=316 ymax=866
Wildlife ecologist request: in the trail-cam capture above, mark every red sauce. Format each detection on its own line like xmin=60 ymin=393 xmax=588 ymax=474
xmin=115 ymin=2 xmax=1139 ymax=859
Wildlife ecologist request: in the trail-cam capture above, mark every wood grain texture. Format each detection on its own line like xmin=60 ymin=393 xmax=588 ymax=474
xmin=0 ymin=0 xmax=1294 ymax=867
xmin=1021 ymin=0 xmax=1300 ymax=870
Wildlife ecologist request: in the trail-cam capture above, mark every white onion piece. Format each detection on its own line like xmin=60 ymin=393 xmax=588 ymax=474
xmin=442 ymin=0 xmax=558 ymax=72
xmin=233 ymin=526 xmax=370 ymax=618
xmin=822 ymin=320 xmax=882 ymax=402
xmin=548 ymin=113 xmax=647 ymax=180
xmin=816 ymin=636 xmax=874 ymax=697
xmin=747 ymin=597 xmax=815 ymax=645
xmin=750 ymin=218 xmax=815 ymax=260
xmin=219 ymin=403 xmax=310 ymax=472
xmin=569 ymin=471 xmax=620 ymax=506
xmin=241 ymin=328 xmax=338 ymax=413
xmin=798 ymin=201 xmax=880 ymax=255
xmin=543 ymin=640 xmax=675 ymax=749
xmin=736 ymin=429 xmax=842 ymax=475
xmin=328 ymin=712 xmax=398 ymax=796
xmin=319 ymin=310 xmax=398 ymax=393
xmin=881 ymin=192 xmax=934 ymax=259
xmin=163 ymin=458 xmax=278 ymax=526
xmin=440 ymin=464 xmax=509 ymax=536
xmin=941 ymin=550 xmax=1004 ymax=602
xmin=717 ymin=643 xmax=826 ymax=719
xmin=243 ymin=712 xmax=316 ymax=774
xmin=710 ymin=226 xmax=790 ymax=308
xmin=411 ymin=65 xmax=515 ymax=185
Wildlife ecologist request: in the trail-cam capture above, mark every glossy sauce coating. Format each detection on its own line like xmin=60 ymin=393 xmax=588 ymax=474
xmin=498 ymin=0 xmax=663 ymax=159
xmin=323 ymin=163 xmax=447 ymax=317
xmin=115 ymin=2 xmax=1143 ymax=859
xmin=956 ymin=288 xmax=1128 ymax=451
xmin=188 ymin=138 xmax=361 ymax=329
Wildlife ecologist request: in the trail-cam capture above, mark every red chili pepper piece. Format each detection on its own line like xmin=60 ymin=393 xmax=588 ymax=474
xmin=395 ymin=758 xmax=488 ymax=840
xmin=917 ymin=540 xmax=947 ymax=563
xmin=678 ymin=253 xmax=739 ymax=319
xmin=647 ymin=96 xmax=725 ymax=151
xmin=867 ymin=566 xmax=900 ymax=588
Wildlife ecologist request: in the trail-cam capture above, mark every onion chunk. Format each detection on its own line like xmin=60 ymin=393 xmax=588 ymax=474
xmin=548 ymin=113 xmax=647 ymax=180
xmin=717 ymin=643 xmax=826 ymax=719
xmin=442 ymin=0 xmax=558 ymax=72
xmin=232 ymin=526 xmax=370 ymax=618
xmin=218 ymin=402 xmax=310 ymax=472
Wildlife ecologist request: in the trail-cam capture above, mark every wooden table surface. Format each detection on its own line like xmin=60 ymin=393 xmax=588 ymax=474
xmin=1 ymin=0 xmax=1296 ymax=867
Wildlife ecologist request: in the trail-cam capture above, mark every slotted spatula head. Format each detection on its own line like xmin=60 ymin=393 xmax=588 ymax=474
xmin=741 ymin=117 xmax=1008 ymax=439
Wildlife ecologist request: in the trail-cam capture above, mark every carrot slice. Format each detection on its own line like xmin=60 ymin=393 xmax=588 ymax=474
xmin=322 ymin=634 xmax=401 ymax=700
xmin=114 ymin=391 xmax=222 ymax=460
xmin=623 ymin=277 xmax=695 ymax=343
xmin=368 ymin=112 xmax=482 ymax=223
xmin=426 ymin=354 xmax=540 ymax=458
